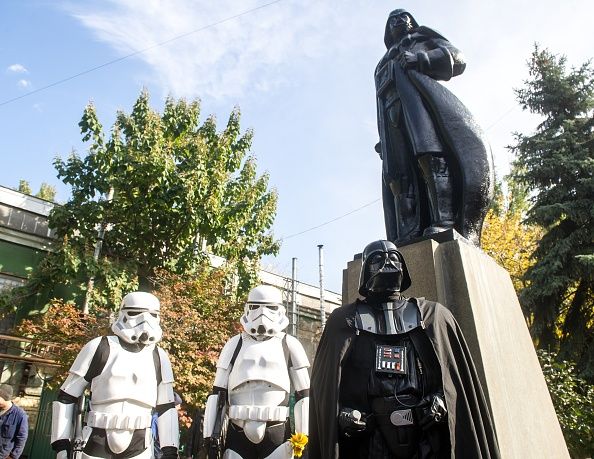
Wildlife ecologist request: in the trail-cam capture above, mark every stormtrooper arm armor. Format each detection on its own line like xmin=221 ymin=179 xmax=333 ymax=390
xmin=286 ymin=335 xmax=311 ymax=435
xmin=155 ymin=348 xmax=179 ymax=454
xmin=204 ymin=335 xmax=240 ymax=438
xmin=51 ymin=337 xmax=103 ymax=453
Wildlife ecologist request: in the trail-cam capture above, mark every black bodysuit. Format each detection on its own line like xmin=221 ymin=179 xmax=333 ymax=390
xmin=338 ymin=309 xmax=448 ymax=458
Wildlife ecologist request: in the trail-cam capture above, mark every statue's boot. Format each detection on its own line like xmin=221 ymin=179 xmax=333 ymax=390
xmin=384 ymin=172 xmax=423 ymax=245
xmin=394 ymin=193 xmax=422 ymax=243
xmin=419 ymin=155 xmax=455 ymax=236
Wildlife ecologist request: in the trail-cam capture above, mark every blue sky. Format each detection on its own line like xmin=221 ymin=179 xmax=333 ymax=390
xmin=1 ymin=0 xmax=593 ymax=293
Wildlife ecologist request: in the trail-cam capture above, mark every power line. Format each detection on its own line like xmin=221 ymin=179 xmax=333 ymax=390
xmin=281 ymin=198 xmax=381 ymax=240
xmin=485 ymin=105 xmax=518 ymax=131
xmin=0 ymin=0 xmax=286 ymax=107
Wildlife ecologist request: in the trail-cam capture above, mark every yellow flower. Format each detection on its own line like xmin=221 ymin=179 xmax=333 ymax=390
xmin=289 ymin=432 xmax=308 ymax=457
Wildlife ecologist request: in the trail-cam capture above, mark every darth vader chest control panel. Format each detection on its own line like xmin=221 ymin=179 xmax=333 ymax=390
xmin=375 ymin=345 xmax=407 ymax=374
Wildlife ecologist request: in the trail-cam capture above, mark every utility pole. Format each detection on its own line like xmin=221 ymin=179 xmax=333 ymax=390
xmin=291 ymin=257 xmax=298 ymax=337
xmin=317 ymin=244 xmax=326 ymax=329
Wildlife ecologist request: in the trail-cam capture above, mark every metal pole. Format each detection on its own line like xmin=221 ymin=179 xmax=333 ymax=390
xmin=291 ymin=258 xmax=298 ymax=337
xmin=82 ymin=187 xmax=114 ymax=314
xmin=317 ymin=244 xmax=326 ymax=329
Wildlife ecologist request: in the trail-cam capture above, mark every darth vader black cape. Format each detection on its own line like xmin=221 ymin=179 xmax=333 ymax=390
xmin=308 ymin=297 xmax=500 ymax=459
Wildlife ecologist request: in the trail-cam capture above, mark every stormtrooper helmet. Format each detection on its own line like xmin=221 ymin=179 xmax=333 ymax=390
xmin=241 ymin=285 xmax=289 ymax=338
xmin=112 ymin=291 xmax=163 ymax=345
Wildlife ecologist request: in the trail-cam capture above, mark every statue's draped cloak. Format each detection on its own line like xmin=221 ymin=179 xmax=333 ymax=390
xmin=308 ymin=298 xmax=501 ymax=459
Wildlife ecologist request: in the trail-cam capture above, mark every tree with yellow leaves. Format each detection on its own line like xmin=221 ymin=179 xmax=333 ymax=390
xmin=481 ymin=180 xmax=542 ymax=300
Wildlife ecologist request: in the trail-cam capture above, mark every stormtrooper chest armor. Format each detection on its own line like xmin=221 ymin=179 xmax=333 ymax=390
xmin=228 ymin=334 xmax=290 ymax=393
xmin=90 ymin=337 xmax=158 ymax=407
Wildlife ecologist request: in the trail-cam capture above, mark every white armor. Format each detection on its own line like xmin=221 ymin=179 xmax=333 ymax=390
xmin=51 ymin=292 xmax=178 ymax=459
xmin=205 ymin=285 xmax=310 ymax=459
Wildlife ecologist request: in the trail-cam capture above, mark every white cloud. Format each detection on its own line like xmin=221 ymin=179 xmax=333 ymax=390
xmin=7 ymin=63 xmax=28 ymax=73
xmin=17 ymin=79 xmax=31 ymax=88
xmin=66 ymin=0 xmax=346 ymax=100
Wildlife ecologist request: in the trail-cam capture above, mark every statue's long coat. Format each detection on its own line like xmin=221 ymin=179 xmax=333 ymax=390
xmin=308 ymin=298 xmax=501 ymax=459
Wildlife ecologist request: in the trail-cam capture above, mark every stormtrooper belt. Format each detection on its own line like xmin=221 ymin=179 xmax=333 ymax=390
xmin=86 ymin=411 xmax=152 ymax=430
xmin=228 ymin=405 xmax=289 ymax=422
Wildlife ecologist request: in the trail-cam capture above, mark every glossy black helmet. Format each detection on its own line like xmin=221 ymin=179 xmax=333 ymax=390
xmin=358 ymin=240 xmax=411 ymax=296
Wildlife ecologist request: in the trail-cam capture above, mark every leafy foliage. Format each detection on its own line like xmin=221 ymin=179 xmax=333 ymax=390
xmin=17 ymin=179 xmax=57 ymax=201
xmin=481 ymin=179 xmax=542 ymax=293
xmin=17 ymin=180 xmax=32 ymax=195
xmin=153 ymin=268 xmax=242 ymax=406
xmin=538 ymin=350 xmax=594 ymax=457
xmin=15 ymin=299 xmax=112 ymax=387
xmin=509 ymin=46 xmax=594 ymax=378
xmin=52 ymin=90 xmax=279 ymax=293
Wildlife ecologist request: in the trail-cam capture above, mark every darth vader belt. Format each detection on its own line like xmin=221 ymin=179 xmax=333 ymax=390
xmin=390 ymin=409 xmax=414 ymax=426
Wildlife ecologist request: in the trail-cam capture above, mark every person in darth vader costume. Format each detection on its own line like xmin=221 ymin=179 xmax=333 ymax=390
xmin=308 ymin=240 xmax=500 ymax=459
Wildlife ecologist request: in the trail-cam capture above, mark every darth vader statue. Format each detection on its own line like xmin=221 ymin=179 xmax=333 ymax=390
xmin=308 ymin=241 xmax=500 ymax=458
xmin=375 ymin=9 xmax=494 ymax=246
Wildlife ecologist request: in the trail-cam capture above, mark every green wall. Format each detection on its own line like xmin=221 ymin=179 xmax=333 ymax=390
xmin=0 ymin=240 xmax=46 ymax=278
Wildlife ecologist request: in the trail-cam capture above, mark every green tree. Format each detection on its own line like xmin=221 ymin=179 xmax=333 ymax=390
xmin=3 ymin=90 xmax=279 ymax=316
xmin=509 ymin=46 xmax=594 ymax=378
xmin=17 ymin=179 xmax=32 ymax=195
xmin=538 ymin=350 xmax=594 ymax=457
xmin=17 ymin=180 xmax=57 ymax=201
xmin=37 ymin=183 xmax=57 ymax=201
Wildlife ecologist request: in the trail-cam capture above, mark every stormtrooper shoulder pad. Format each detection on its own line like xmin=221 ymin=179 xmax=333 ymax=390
xmin=157 ymin=347 xmax=174 ymax=384
xmin=216 ymin=334 xmax=242 ymax=370
xmin=69 ymin=336 xmax=105 ymax=378
xmin=285 ymin=334 xmax=310 ymax=370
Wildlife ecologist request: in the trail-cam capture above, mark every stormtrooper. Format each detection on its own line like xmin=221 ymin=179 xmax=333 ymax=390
xmin=204 ymin=285 xmax=310 ymax=459
xmin=51 ymin=291 xmax=179 ymax=459
xmin=309 ymin=240 xmax=500 ymax=458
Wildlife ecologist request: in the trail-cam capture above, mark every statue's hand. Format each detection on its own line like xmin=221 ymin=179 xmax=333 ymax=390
xmin=399 ymin=51 xmax=418 ymax=69
xmin=338 ymin=407 xmax=367 ymax=437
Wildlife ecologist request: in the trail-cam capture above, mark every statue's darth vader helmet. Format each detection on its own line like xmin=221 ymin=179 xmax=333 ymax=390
xmin=112 ymin=291 xmax=163 ymax=345
xmin=384 ymin=8 xmax=419 ymax=47
xmin=358 ymin=240 xmax=411 ymax=297
xmin=241 ymin=285 xmax=289 ymax=338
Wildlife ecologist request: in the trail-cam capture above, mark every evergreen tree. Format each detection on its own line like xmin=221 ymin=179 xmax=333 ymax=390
xmin=509 ymin=46 xmax=594 ymax=378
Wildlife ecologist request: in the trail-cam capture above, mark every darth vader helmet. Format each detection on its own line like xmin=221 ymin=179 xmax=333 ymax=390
xmin=384 ymin=8 xmax=419 ymax=48
xmin=358 ymin=240 xmax=411 ymax=297
xmin=112 ymin=291 xmax=163 ymax=345
xmin=241 ymin=285 xmax=289 ymax=339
